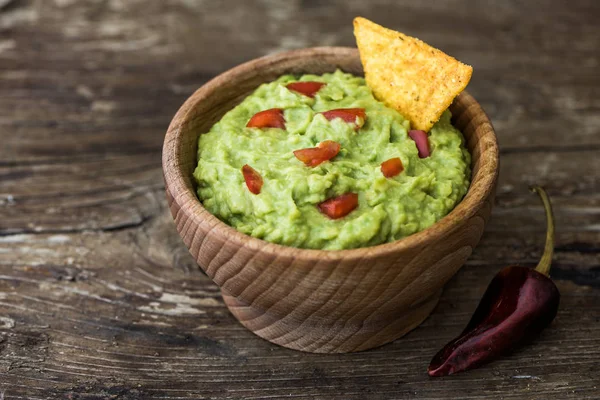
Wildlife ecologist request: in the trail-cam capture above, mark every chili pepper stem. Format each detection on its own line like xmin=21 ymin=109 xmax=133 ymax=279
xmin=531 ymin=186 xmax=555 ymax=277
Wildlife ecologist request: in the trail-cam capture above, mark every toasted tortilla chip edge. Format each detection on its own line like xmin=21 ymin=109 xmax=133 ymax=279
xmin=353 ymin=16 xmax=473 ymax=131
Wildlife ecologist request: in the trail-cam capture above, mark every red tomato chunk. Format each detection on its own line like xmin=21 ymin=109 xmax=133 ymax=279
xmin=320 ymin=108 xmax=366 ymax=130
xmin=241 ymin=164 xmax=263 ymax=194
xmin=380 ymin=157 xmax=404 ymax=178
xmin=246 ymin=108 xmax=286 ymax=129
xmin=286 ymin=81 xmax=326 ymax=98
xmin=318 ymin=193 xmax=359 ymax=219
xmin=293 ymin=140 xmax=341 ymax=167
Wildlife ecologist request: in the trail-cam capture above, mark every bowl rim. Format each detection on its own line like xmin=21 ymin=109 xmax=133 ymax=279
xmin=163 ymin=46 xmax=499 ymax=262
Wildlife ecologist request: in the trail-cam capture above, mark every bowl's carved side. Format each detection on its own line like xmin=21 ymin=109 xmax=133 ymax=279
xmin=163 ymin=47 xmax=498 ymax=353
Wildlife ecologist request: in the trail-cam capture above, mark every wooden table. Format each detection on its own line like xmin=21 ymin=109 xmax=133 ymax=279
xmin=1 ymin=0 xmax=598 ymax=398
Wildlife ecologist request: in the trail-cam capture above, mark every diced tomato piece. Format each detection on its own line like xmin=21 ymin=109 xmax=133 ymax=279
xmin=408 ymin=130 xmax=430 ymax=158
xmin=241 ymin=164 xmax=263 ymax=194
xmin=381 ymin=157 xmax=404 ymax=178
xmin=286 ymin=81 xmax=326 ymax=98
xmin=293 ymin=140 xmax=341 ymax=167
xmin=318 ymin=193 xmax=359 ymax=219
xmin=246 ymin=108 xmax=286 ymax=129
xmin=320 ymin=108 xmax=366 ymax=130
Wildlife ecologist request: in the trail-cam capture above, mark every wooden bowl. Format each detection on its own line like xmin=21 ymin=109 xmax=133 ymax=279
xmin=162 ymin=47 xmax=498 ymax=353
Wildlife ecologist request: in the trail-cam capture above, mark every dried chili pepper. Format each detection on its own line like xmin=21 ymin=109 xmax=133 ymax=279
xmin=428 ymin=186 xmax=560 ymax=377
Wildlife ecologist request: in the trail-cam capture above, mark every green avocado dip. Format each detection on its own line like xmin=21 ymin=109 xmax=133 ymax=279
xmin=193 ymin=70 xmax=471 ymax=250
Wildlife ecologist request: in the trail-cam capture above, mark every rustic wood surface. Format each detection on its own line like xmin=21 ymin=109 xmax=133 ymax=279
xmin=0 ymin=0 xmax=598 ymax=398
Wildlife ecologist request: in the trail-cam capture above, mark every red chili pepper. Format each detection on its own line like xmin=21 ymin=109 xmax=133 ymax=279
xmin=318 ymin=193 xmax=359 ymax=219
xmin=241 ymin=164 xmax=263 ymax=195
xmin=246 ymin=108 xmax=286 ymax=129
xmin=408 ymin=129 xmax=430 ymax=158
xmin=293 ymin=140 xmax=341 ymax=167
xmin=428 ymin=186 xmax=560 ymax=377
xmin=286 ymin=81 xmax=326 ymax=98
xmin=380 ymin=157 xmax=404 ymax=178
xmin=320 ymin=108 xmax=366 ymax=130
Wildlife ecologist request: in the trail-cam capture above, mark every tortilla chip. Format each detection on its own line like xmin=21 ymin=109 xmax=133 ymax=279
xmin=353 ymin=17 xmax=472 ymax=131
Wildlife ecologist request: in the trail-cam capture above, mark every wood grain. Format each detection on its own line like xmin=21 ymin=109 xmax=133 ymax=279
xmin=0 ymin=0 xmax=599 ymax=398
xmin=163 ymin=47 xmax=498 ymax=353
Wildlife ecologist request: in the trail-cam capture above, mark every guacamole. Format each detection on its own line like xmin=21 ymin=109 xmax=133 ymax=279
xmin=193 ymin=70 xmax=471 ymax=250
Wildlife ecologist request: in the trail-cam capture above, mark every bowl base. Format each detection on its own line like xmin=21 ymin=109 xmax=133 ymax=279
xmin=221 ymin=288 xmax=442 ymax=353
